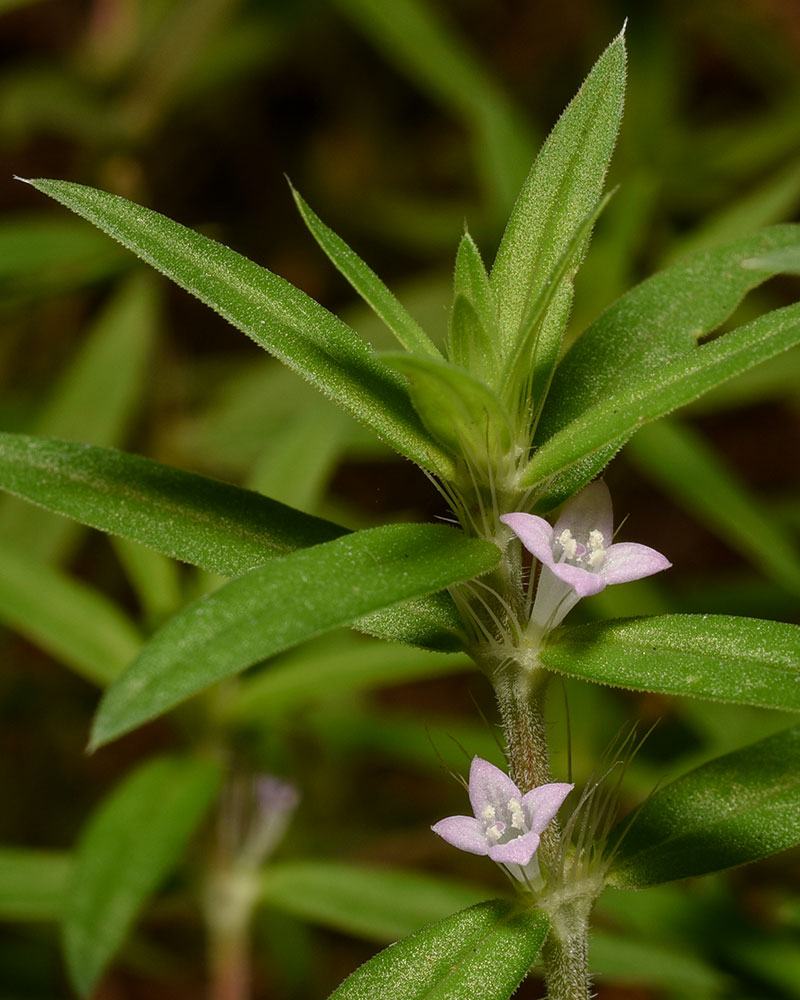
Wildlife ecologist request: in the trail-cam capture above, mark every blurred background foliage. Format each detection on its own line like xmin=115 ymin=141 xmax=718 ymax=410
xmin=1 ymin=0 xmax=799 ymax=997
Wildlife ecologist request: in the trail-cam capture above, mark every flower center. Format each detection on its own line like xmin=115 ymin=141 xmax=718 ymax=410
xmin=557 ymin=528 xmax=606 ymax=570
xmin=482 ymin=798 xmax=527 ymax=844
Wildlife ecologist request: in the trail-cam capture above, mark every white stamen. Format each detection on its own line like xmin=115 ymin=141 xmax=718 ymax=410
xmin=588 ymin=549 xmax=605 ymax=569
xmin=588 ymin=529 xmax=604 ymax=551
xmin=508 ymin=798 xmax=525 ymax=830
xmin=557 ymin=529 xmax=578 ymax=560
xmin=485 ymin=822 xmax=505 ymax=844
xmin=482 ymin=804 xmax=496 ymax=822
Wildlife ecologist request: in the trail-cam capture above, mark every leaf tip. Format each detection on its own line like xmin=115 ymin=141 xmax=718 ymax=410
xmin=13 ymin=174 xmax=34 ymax=186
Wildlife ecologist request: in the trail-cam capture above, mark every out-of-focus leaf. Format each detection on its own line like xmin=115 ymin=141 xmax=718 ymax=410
xmin=63 ymin=755 xmax=221 ymax=997
xmin=669 ymin=156 xmax=800 ymax=261
xmin=608 ymin=724 xmax=800 ymax=888
xmin=90 ymin=524 xmax=499 ymax=748
xmin=260 ymin=861 xmax=487 ymax=942
xmin=291 ymin=185 xmax=441 ymax=358
xmin=535 ymin=224 xmax=800 ymax=508
xmin=332 ymin=0 xmax=533 ymax=212
xmin=589 ymin=931 xmax=725 ymax=994
xmin=627 ymin=419 xmax=800 ymax=595
xmin=327 ymin=899 xmax=548 ymax=1000
xmin=490 ymin=31 xmax=625 ymax=353
xmin=0 ymin=273 xmax=158 ymax=563
xmin=0 ymin=848 xmax=71 ymax=921
xmin=522 ymin=302 xmax=800 ymax=490
xmin=246 ymin=402 xmax=347 ymax=512
xmin=110 ymin=536 xmax=182 ymax=625
xmin=228 ymin=633 xmax=472 ymax=721
xmin=23 ymin=178 xmax=453 ymax=478
xmin=0 ymin=537 xmax=141 ymax=686
xmin=540 ymin=615 xmax=800 ymax=711
xmin=0 ymin=215 xmax=127 ymax=302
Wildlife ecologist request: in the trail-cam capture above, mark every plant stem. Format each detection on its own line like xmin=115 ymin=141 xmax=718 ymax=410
xmin=209 ymin=918 xmax=250 ymax=1000
xmin=541 ymin=898 xmax=592 ymax=1000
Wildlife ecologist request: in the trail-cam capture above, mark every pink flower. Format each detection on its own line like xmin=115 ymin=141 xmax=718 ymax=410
xmin=501 ymin=481 xmax=671 ymax=630
xmin=432 ymin=757 xmax=573 ymax=875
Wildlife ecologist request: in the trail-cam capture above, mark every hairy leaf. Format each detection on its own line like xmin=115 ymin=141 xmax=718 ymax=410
xmin=22 ymin=178 xmax=452 ymax=477
xmin=608 ymin=724 xmax=800 ymax=887
xmin=327 ymin=899 xmax=548 ymax=1000
xmin=539 ymin=615 xmax=800 ymax=711
xmin=91 ymin=524 xmax=500 ymax=747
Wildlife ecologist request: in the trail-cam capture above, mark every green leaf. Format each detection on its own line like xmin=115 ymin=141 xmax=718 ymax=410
xmin=91 ymin=524 xmax=500 ymax=748
xmin=608 ymin=724 xmax=800 ymax=888
xmin=386 ymin=354 xmax=514 ymax=471
xmin=449 ymin=233 xmax=498 ymax=380
xmin=228 ymin=633 xmax=472 ymax=722
xmin=260 ymin=861 xmax=487 ymax=942
xmin=0 ymin=433 xmax=347 ymax=576
xmin=521 ymin=301 xmax=800 ymax=490
xmin=327 ymin=899 xmax=548 ymax=1000
xmin=290 ymin=184 xmax=441 ymax=359
xmin=627 ymin=419 xmax=800 ymax=595
xmin=0 ymin=848 xmax=71 ymax=921
xmin=501 ymin=191 xmax=614 ymax=415
xmin=534 ymin=223 xmax=800 ymax=507
xmin=0 ymin=537 xmax=141 ymax=685
xmin=490 ymin=30 xmax=625 ymax=353
xmin=22 ymin=178 xmax=452 ymax=478
xmin=62 ymin=755 xmax=221 ymax=997
xmin=0 ymin=433 xmax=465 ymax=652
xmin=110 ymin=536 xmax=182 ymax=625
xmin=589 ymin=932 xmax=725 ymax=994
xmin=0 ymin=274 xmax=158 ymax=563
xmin=539 ymin=615 xmax=800 ymax=712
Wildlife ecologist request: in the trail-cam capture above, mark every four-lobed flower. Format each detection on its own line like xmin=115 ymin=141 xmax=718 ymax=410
xmin=501 ymin=481 xmax=671 ymax=631
xmin=432 ymin=757 xmax=573 ymax=881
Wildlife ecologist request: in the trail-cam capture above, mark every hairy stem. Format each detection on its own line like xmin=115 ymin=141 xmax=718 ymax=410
xmin=541 ymin=898 xmax=592 ymax=1000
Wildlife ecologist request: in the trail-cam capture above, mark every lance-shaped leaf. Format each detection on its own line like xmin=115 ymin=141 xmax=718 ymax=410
xmin=533 ymin=224 xmax=800 ymax=509
xmin=0 ymin=433 xmax=464 ymax=651
xmin=90 ymin=524 xmax=500 ymax=748
xmin=0 ymin=433 xmax=346 ymax=575
xmin=327 ymin=899 xmax=548 ymax=1000
xmin=386 ymin=354 xmax=514 ymax=472
xmin=490 ymin=29 xmax=625 ymax=352
xmin=538 ymin=615 xmax=800 ymax=712
xmin=449 ymin=233 xmax=499 ymax=382
xmin=20 ymin=178 xmax=453 ymax=478
xmin=608 ymin=724 xmax=800 ymax=888
xmin=63 ymin=755 xmax=221 ymax=997
xmin=290 ymin=184 xmax=441 ymax=359
xmin=521 ymin=301 xmax=800 ymax=489
xmin=0 ymin=537 xmax=141 ymax=686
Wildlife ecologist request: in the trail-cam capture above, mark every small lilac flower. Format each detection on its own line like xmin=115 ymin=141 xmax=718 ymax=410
xmin=500 ymin=481 xmax=671 ymax=631
xmin=432 ymin=757 xmax=573 ymax=879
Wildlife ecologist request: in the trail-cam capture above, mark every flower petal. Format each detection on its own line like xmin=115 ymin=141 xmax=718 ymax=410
xmin=431 ymin=815 xmax=490 ymax=855
xmin=554 ymin=481 xmax=613 ymax=547
xmin=488 ymin=830 xmax=541 ymax=865
xmin=500 ymin=513 xmax=556 ymax=567
xmin=601 ymin=542 xmax=671 ymax=586
xmin=467 ymin=757 xmax=522 ymax=818
xmin=546 ymin=560 xmax=607 ymax=598
xmin=522 ymin=782 xmax=574 ymax=835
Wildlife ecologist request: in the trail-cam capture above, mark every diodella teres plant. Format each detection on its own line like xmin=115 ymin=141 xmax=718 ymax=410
xmin=4 ymin=26 xmax=800 ymax=1000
